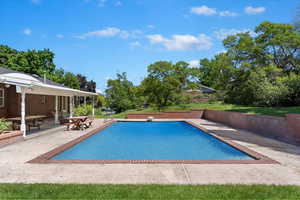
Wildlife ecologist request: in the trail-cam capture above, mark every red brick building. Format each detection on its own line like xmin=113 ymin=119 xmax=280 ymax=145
xmin=0 ymin=67 xmax=97 ymax=136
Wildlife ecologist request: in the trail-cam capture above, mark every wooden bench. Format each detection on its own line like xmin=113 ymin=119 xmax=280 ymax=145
xmin=82 ymin=119 xmax=93 ymax=129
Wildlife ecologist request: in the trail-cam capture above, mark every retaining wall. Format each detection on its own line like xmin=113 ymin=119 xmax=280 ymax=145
xmin=203 ymin=110 xmax=300 ymax=145
xmin=126 ymin=110 xmax=204 ymax=119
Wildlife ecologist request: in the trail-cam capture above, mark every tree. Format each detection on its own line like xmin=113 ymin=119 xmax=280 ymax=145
xmin=199 ymin=53 xmax=236 ymax=90
xmin=47 ymin=68 xmax=65 ymax=84
xmin=86 ymin=80 xmax=96 ymax=93
xmin=105 ymin=72 xmax=137 ymax=113
xmin=220 ymin=22 xmax=300 ymax=106
xmin=77 ymin=74 xmax=96 ymax=92
xmin=255 ymin=22 xmax=300 ymax=73
xmin=141 ymin=61 xmax=187 ymax=109
xmin=0 ymin=45 xmax=56 ymax=76
xmin=63 ymin=72 xmax=80 ymax=89
xmin=0 ymin=45 xmax=97 ymax=90
xmin=225 ymin=65 xmax=288 ymax=106
xmin=173 ymin=61 xmax=191 ymax=90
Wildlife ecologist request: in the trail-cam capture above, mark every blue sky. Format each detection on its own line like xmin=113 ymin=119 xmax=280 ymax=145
xmin=0 ymin=0 xmax=298 ymax=92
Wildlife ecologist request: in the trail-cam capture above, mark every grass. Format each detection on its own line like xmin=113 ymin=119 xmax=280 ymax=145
xmin=1 ymin=184 xmax=300 ymax=199
xmin=98 ymin=102 xmax=300 ymax=118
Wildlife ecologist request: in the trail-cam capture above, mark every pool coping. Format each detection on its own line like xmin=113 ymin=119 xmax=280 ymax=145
xmin=28 ymin=120 xmax=279 ymax=164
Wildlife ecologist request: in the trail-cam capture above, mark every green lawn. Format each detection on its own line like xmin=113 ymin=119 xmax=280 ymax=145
xmin=1 ymin=184 xmax=300 ymax=199
xmin=99 ymin=102 xmax=300 ymax=118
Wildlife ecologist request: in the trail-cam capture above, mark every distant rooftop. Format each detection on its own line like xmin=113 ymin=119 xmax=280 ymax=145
xmin=186 ymin=85 xmax=217 ymax=94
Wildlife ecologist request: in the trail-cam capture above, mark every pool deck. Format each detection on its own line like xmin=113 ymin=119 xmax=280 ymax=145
xmin=0 ymin=118 xmax=300 ymax=185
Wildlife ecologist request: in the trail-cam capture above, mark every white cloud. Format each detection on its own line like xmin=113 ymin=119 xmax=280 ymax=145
xmin=191 ymin=6 xmax=217 ymax=16
xmin=188 ymin=60 xmax=200 ymax=68
xmin=120 ymin=30 xmax=143 ymax=39
xmin=56 ymin=34 xmax=64 ymax=38
xmin=148 ymin=34 xmax=165 ymax=43
xmin=22 ymin=28 xmax=32 ymax=35
xmin=115 ymin=1 xmax=122 ymax=6
xmin=147 ymin=34 xmax=212 ymax=51
xmin=214 ymin=28 xmax=255 ymax=40
xmin=219 ymin=11 xmax=239 ymax=17
xmin=31 ymin=0 xmax=41 ymax=4
xmin=191 ymin=5 xmax=238 ymax=17
xmin=245 ymin=6 xmax=266 ymax=15
xmin=75 ymin=27 xmax=121 ymax=39
xmin=75 ymin=28 xmax=143 ymax=39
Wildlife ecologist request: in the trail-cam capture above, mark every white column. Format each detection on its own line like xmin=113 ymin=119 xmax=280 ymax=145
xmin=20 ymin=89 xmax=26 ymax=137
xmin=84 ymin=96 xmax=86 ymax=107
xmin=69 ymin=96 xmax=73 ymax=118
xmin=55 ymin=96 xmax=59 ymax=124
xmin=92 ymin=96 xmax=95 ymax=117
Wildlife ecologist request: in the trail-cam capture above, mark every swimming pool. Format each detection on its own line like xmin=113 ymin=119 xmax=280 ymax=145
xmin=51 ymin=121 xmax=254 ymax=161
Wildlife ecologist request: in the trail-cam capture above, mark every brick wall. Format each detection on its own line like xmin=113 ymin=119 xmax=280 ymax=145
xmin=24 ymin=94 xmax=55 ymax=117
xmin=0 ymin=84 xmax=56 ymax=118
xmin=126 ymin=110 xmax=204 ymax=119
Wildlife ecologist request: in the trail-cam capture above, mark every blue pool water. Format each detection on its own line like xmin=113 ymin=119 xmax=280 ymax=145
xmin=52 ymin=121 xmax=254 ymax=160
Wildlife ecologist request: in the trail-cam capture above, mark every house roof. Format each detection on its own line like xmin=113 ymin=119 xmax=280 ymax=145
xmin=0 ymin=67 xmax=21 ymax=74
xmin=186 ymin=85 xmax=217 ymax=94
xmin=0 ymin=67 xmax=66 ymax=87
xmin=0 ymin=67 xmax=97 ymax=96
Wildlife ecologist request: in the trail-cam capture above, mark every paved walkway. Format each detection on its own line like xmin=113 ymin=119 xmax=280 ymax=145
xmin=0 ymin=118 xmax=300 ymax=185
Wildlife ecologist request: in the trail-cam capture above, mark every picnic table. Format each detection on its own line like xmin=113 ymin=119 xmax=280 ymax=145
xmin=7 ymin=115 xmax=48 ymax=131
xmin=65 ymin=116 xmax=93 ymax=131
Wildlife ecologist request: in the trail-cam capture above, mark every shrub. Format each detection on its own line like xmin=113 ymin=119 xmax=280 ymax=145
xmin=209 ymin=91 xmax=226 ymax=102
xmin=0 ymin=119 xmax=12 ymax=133
xmin=74 ymin=105 xmax=94 ymax=116
xmin=278 ymin=73 xmax=300 ymax=106
xmin=224 ymin=66 xmax=292 ymax=106
xmin=255 ymin=81 xmax=289 ymax=106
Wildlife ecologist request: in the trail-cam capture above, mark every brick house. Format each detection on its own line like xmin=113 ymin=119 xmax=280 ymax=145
xmin=0 ymin=67 xmax=98 ymax=136
xmin=184 ymin=85 xmax=217 ymax=103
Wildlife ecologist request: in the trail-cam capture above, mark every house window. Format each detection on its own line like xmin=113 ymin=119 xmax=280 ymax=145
xmin=0 ymin=88 xmax=4 ymax=108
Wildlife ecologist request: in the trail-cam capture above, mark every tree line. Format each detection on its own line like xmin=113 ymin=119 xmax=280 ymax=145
xmin=106 ymin=21 xmax=300 ymax=113
xmin=0 ymin=45 xmax=96 ymax=92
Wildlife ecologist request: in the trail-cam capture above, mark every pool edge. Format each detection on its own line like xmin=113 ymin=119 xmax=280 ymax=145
xmin=28 ymin=120 xmax=279 ymax=164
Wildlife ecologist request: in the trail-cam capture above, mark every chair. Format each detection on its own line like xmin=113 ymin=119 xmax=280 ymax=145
xmin=82 ymin=117 xmax=94 ymax=129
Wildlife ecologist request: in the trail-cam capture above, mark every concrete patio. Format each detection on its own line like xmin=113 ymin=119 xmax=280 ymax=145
xmin=0 ymin=118 xmax=300 ymax=185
